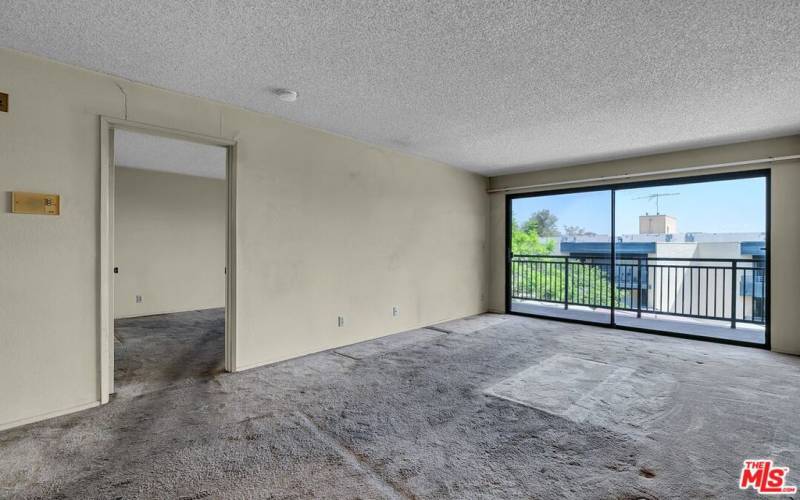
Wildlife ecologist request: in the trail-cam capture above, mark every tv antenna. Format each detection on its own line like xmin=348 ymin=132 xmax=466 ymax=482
xmin=633 ymin=192 xmax=679 ymax=214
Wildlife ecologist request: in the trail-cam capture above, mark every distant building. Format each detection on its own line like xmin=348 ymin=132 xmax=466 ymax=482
xmin=639 ymin=214 xmax=677 ymax=234
xmin=549 ymin=214 xmax=766 ymax=322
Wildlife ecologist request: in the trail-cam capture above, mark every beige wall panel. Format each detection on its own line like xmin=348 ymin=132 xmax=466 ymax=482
xmin=1 ymin=51 xmax=120 ymax=428
xmin=770 ymin=162 xmax=800 ymax=354
xmin=225 ymin=107 xmax=488 ymax=368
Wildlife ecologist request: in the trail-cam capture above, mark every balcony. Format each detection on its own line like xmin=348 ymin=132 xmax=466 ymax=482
xmin=509 ymin=255 xmax=766 ymax=344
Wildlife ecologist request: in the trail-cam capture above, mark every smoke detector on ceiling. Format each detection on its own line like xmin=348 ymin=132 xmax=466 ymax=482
xmin=273 ymin=89 xmax=298 ymax=102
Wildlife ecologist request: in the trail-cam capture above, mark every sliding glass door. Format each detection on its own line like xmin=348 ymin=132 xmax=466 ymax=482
xmin=507 ymin=171 xmax=769 ymax=347
xmin=613 ymin=175 xmax=768 ymax=345
xmin=508 ymin=189 xmax=612 ymax=325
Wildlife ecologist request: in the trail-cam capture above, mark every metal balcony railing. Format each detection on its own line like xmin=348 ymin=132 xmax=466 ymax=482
xmin=510 ymin=255 xmax=766 ymax=327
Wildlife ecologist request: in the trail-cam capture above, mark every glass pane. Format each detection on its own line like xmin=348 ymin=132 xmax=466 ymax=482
xmin=509 ymin=190 xmax=612 ymax=324
xmin=613 ymin=176 xmax=767 ymax=345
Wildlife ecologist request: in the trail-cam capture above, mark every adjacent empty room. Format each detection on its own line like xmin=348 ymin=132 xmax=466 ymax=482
xmin=112 ymin=129 xmax=230 ymax=396
xmin=1 ymin=2 xmax=800 ymax=499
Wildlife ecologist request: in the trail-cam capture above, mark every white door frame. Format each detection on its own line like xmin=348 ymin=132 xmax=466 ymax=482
xmin=99 ymin=116 xmax=238 ymax=403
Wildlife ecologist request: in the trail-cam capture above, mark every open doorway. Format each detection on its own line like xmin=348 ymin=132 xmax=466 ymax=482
xmin=99 ymin=118 xmax=237 ymax=401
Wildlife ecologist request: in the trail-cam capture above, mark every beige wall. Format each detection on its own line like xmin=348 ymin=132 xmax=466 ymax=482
xmin=114 ymin=167 xmax=226 ymax=318
xmin=488 ymin=136 xmax=800 ymax=355
xmin=0 ymin=48 xmax=488 ymax=430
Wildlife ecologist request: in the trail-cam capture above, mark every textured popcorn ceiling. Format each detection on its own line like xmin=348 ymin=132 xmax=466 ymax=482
xmin=1 ymin=1 xmax=799 ymax=175
xmin=115 ymin=130 xmax=227 ymax=179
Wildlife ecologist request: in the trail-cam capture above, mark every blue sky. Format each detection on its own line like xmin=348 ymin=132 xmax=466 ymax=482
xmin=511 ymin=177 xmax=766 ymax=236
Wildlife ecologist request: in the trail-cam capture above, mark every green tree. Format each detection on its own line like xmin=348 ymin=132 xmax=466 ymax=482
xmin=510 ymin=214 xmax=625 ymax=307
xmin=525 ymin=209 xmax=560 ymax=237
xmin=511 ymin=216 xmax=556 ymax=255
xmin=510 ymin=214 xmax=559 ymax=301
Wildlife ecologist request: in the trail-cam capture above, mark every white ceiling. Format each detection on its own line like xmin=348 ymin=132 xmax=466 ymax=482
xmin=2 ymin=1 xmax=799 ymax=175
xmin=115 ymin=130 xmax=227 ymax=179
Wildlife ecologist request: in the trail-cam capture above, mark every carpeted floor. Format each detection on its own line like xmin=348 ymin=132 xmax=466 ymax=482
xmin=113 ymin=308 xmax=226 ymax=397
xmin=1 ymin=309 xmax=798 ymax=499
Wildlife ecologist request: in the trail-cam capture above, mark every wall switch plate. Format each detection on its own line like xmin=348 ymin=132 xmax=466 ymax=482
xmin=11 ymin=192 xmax=60 ymax=215
xmin=136 ymin=295 xmax=143 ymax=303
xmin=0 ymin=92 xmax=7 ymax=113
xmin=392 ymin=306 xmax=399 ymax=317
xmin=337 ymin=316 xmax=344 ymax=327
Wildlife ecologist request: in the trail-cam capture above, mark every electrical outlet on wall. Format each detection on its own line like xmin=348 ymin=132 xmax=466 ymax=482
xmin=136 ymin=295 xmax=143 ymax=304
xmin=392 ymin=306 xmax=399 ymax=317
xmin=337 ymin=316 xmax=344 ymax=327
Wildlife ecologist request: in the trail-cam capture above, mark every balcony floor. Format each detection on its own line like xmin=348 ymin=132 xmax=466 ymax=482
xmin=511 ymin=300 xmax=766 ymax=344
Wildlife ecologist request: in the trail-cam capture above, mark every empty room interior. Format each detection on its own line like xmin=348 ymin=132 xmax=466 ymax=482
xmin=1 ymin=2 xmax=799 ymax=499
xmin=113 ymin=130 xmax=229 ymax=396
